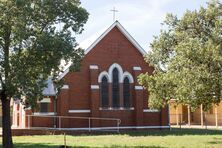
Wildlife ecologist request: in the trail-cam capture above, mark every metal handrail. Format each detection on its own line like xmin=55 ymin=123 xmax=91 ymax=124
xmin=27 ymin=115 xmax=121 ymax=133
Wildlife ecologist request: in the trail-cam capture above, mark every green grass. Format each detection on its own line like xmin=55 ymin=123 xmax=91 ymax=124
xmin=1 ymin=128 xmax=222 ymax=147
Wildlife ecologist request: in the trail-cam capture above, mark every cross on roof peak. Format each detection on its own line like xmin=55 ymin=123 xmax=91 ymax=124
xmin=110 ymin=7 xmax=119 ymax=22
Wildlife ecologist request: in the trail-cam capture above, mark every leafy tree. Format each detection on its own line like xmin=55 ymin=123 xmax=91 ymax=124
xmin=0 ymin=0 xmax=88 ymax=147
xmin=139 ymin=0 xmax=222 ymax=112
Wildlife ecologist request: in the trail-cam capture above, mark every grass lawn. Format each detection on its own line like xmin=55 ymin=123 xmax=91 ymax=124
xmin=1 ymin=128 xmax=222 ymax=147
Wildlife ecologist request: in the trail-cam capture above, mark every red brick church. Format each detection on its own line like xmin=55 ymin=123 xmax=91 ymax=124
xmin=12 ymin=21 xmax=169 ymax=130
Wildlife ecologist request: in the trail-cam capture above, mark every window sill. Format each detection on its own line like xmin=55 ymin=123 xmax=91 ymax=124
xmin=99 ymin=107 xmax=134 ymax=111
xmin=143 ymin=109 xmax=159 ymax=113
xmin=33 ymin=112 xmax=56 ymax=116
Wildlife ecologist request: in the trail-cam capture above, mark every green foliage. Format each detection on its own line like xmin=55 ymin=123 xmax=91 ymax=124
xmin=139 ymin=0 xmax=222 ymax=111
xmin=0 ymin=0 xmax=89 ymax=108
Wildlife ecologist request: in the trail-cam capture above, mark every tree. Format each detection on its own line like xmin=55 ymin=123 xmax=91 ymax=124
xmin=138 ymin=0 xmax=222 ymax=112
xmin=0 ymin=0 xmax=88 ymax=147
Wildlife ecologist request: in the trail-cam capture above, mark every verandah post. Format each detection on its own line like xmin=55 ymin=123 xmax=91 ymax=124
xmin=188 ymin=105 xmax=191 ymax=126
xmin=215 ymin=106 xmax=218 ymax=127
xmin=176 ymin=106 xmax=179 ymax=126
xmin=200 ymin=104 xmax=204 ymax=127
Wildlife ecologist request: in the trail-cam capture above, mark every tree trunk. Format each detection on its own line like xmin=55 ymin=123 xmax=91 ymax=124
xmin=1 ymin=96 xmax=13 ymax=148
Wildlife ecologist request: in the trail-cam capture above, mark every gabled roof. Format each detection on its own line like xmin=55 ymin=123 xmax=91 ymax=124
xmin=85 ymin=20 xmax=146 ymax=55
xmin=58 ymin=21 xmax=146 ymax=80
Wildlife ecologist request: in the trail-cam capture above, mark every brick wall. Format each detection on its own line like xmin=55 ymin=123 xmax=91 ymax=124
xmin=15 ymin=25 xmax=169 ymax=130
xmin=55 ymin=26 xmax=169 ymax=128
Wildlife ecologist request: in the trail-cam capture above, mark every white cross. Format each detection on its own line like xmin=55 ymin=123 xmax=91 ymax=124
xmin=110 ymin=7 xmax=118 ymax=22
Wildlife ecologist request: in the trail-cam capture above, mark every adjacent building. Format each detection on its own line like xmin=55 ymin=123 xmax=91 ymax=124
xmin=170 ymin=100 xmax=222 ymax=126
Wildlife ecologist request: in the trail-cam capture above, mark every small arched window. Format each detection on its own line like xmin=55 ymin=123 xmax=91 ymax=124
xmin=112 ymin=68 xmax=119 ymax=107
xmin=101 ymin=76 xmax=109 ymax=107
xmin=123 ymin=77 xmax=130 ymax=108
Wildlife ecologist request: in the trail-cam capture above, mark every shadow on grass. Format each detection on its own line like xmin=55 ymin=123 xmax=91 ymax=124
xmin=0 ymin=143 xmax=57 ymax=148
xmin=121 ymin=128 xmax=222 ymax=137
xmin=74 ymin=128 xmax=222 ymax=137
xmin=106 ymin=145 xmax=166 ymax=148
xmin=9 ymin=143 xmax=166 ymax=148
xmin=207 ymin=137 xmax=222 ymax=145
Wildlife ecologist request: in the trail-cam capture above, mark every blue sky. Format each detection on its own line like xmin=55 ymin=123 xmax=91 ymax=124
xmin=76 ymin=0 xmax=209 ymax=52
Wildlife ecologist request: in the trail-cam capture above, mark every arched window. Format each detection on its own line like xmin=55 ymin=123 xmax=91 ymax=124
xmin=112 ymin=68 xmax=119 ymax=107
xmin=123 ymin=77 xmax=130 ymax=108
xmin=101 ymin=76 xmax=109 ymax=107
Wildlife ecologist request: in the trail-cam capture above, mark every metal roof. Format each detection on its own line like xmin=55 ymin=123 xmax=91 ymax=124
xmin=42 ymin=78 xmax=56 ymax=96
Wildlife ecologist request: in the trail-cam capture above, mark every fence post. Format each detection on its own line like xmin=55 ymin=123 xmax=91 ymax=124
xmin=179 ymin=114 xmax=181 ymax=129
xmin=205 ymin=113 xmax=208 ymax=130
xmin=28 ymin=115 xmax=30 ymax=129
xmin=53 ymin=116 xmax=56 ymax=128
xmin=117 ymin=119 xmax=120 ymax=133
xmin=64 ymin=133 xmax=66 ymax=147
xmin=59 ymin=116 xmax=61 ymax=130
xmin=89 ymin=118 xmax=91 ymax=132
xmin=215 ymin=107 xmax=218 ymax=127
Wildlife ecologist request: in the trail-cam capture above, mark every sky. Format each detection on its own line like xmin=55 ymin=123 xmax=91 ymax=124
xmin=75 ymin=0 xmax=209 ymax=52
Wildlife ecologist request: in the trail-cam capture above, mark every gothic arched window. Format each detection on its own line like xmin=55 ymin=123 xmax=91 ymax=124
xmin=123 ymin=77 xmax=130 ymax=108
xmin=101 ymin=76 xmax=109 ymax=107
xmin=112 ymin=68 xmax=119 ymax=107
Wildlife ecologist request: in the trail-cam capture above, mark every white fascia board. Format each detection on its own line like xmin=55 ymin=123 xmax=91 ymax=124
xmin=58 ymin=68 xmax=70 ymax=80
